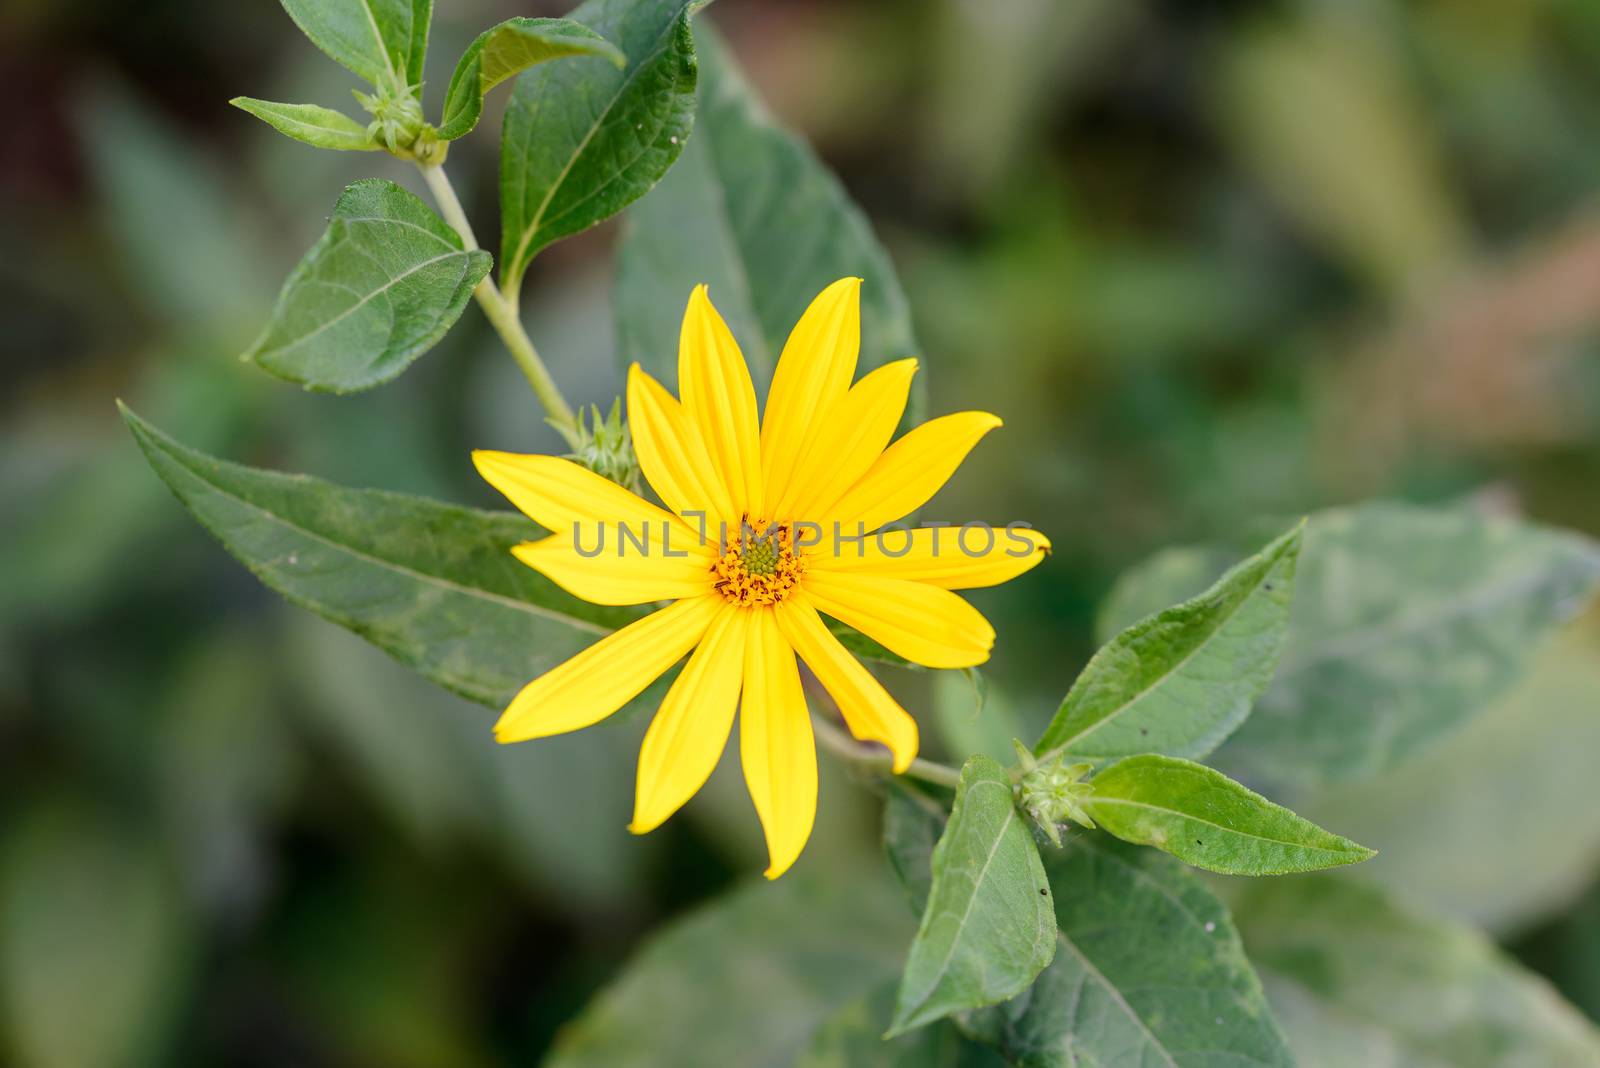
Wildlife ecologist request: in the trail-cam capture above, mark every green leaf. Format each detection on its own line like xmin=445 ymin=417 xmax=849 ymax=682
xmin=280 ymin=0 xmax=431 ymax=87
xmin=889 ymin=756 xmax=1055 ymax=1036
xmin=615 ymin=31 xmax=920 ymax=403
xmin=229 ymin=98 xmax=378 ymax=151
xmin=1294 ymin=621 xmax=1600 ymax=931
xmin=965 ymin=837 xmax=1293 ymax=1067
xmin=498 ymin=0 xmax=698 ymax=294
xmin=882 ymin=781 xmax=948 ymax=917
xmin=1210 ymin=502 xmax=1600 ymax=789
xmin=1084 ymin=754 xmax=1374 ymax=876
xmin=246 ymin=179 xmax=492 ymax=393
xmin=544 ymin=872 xmax=916 ymax=1068
xmin=1034 ymin=522 xmax=1302 ymax=765
xmin=437 ymin=17 xmax=625 ymax=142
xmin=120 ymin=405 xmax=640 ymax=709
xmin=800 ymin=982 xmax=1008 ymax=1068
xmin=1234 ymin=876 xmax=1600 ymax=1067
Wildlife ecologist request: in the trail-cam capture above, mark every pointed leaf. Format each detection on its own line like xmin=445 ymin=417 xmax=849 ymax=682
xmin=1235 ymin=876 xmax=1600 ymax=1067
xmin=120 ymin=405 xmax=640 ymax=708
xmin=280 ymin=0 xmax=431 ymax=86
xmin=1034 ymin=523 xmax=1302 ymax=765
xmin=229 ymin=98 xmax=378 ymax=151
xmin=1084 ymin=754 xmax=1374 ymax=876
xmin=966 ymin=838 xmax=1293 ymax=1067
xmin=437 ymin=17 xmax=625 ymax=141
xmin=246 ymin=179 xmax=492 ymax=393
xmin=498 ymin=0 xmax=698 ymax=294
xmin=615 ymin=31 xmax=920 ymax=400
xmin=889 ymin=756 xmax=1055 ymax=1036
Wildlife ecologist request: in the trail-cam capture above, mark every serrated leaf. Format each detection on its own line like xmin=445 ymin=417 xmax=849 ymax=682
xmin=229 ymin=97 xmax=378 ymax=151
xmin=280 ymin=0 xmax=431 ymax=87
xmin=544 ymin=872 xmax=915 ymax=1068
xmin=1148 ymin=502 xmax=1600 ymax=789
xmin=437 ymin=17 xmax=625 ymax=142
xmin=1235 ymin=876 xmax=1600 ymax=1067
xmin=246 ymin=179 xmax=492 ymax=393
xmin=498 ymin=0 xmax=698 ymax=294
xmin=889 ymin=756 xmax=1055 ymax=1036
xmin=1034 ymin=523 xmax=1302 ymax=765
xmin=965 ymin=837 xmax=1293 ymax=1068
xmin=615 ymin=31 xmax=920 ymax=403
xmin=1084 ymin=754 xmax=1373 ymax=876
xmin=120 ymin=405 xmax=640 ymax=709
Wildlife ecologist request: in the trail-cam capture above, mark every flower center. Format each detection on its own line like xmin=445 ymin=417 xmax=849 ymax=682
xmin=712 ymin=518 xmax=804 ymax=606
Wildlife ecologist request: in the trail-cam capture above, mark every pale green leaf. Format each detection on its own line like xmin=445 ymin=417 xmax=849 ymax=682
xmin=1084 ymin=754 xmax=1374 ymax=876
xmin=1296 ymin=620 xmax=1600 ymax=931
xmin=544 ymin=872 xmax=916 ymax=1068
xmin=890 ymin=756 xmax=1054 ymax=1035
xmin=437 ymin=17 xmax=625 ymax=141
xmin=1214 ymin=503 xmax=1600 ymax=788
xmin=965 ymin=838 xmax=1293 ymax=1068
xmin=120 ymin=405 xmax=640 ymax=709
xmin=498 ymin=0 xmax=698 ymax=294
xmin=229 ymin=97 xmax=378 ymax=151
xmin=1235 ymin=876 xmax=1600 ymax=1067
xmin=615 ymin=31 xmax=920 ymax=403
xmin=280 ymin=0 xmax=431 ymax=86
xmin=246 ymin=179 xmax=492 ymax=393
xmin=1034 ymin=523 xmax=1302 ymax=765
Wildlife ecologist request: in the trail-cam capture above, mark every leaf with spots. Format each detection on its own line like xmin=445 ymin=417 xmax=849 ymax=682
xmin=888 ymin=756 xmax=1055 ymax=1036
xmin=121 ymin=404 xmax=640 ymax=709
xmin=1083 ymin=754 xmax=1374 ymax=876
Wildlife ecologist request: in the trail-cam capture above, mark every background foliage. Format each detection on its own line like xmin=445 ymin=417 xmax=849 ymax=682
xmin=5 ymin=0 xmax=1600 ymax=1063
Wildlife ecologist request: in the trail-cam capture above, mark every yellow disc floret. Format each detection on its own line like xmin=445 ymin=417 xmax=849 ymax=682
xmin=712 ymin=517 xmax=804 ymax=606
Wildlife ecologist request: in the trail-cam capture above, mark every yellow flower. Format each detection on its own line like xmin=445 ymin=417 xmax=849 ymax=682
xmin=473 ymin=279 xmax=1049 ymax=877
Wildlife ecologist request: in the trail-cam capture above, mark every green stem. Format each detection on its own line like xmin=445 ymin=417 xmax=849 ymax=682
xmin=415 ymin=162 xmax=581 ymax=449
xmin=810 ymin=711 xmax=963 ymax=790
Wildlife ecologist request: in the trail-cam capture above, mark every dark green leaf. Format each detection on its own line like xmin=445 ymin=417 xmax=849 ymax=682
xmin=1216 ymin=503 xmax=1600 ymax=788
xmin=889 ymin=756 xmax=1054 ymax=1036
xmin=280 ymin=0 xmax=431 ymax=86
xmin=543 ymin=872 xmax=915 ymax=1068
xmin=120 ymin=405 xmax=639 ymax=709
xmin=801 ymin=982 xmax=1009 ymax=1068
xmin=1084 ymin=754 xmax=1374 ymax=876
xmin=615 ymin=31 xmax=920 ymax=403
xmin=246 ymin=179 xmax=492 ymax=393
xmin=882 ymin=781 xmax=948 ymax=916
xmin=1235 ymin=876 xmax=1600 ymax=1066
xmin=229 ymin=98 xmax=378 ymax=151
xmin=437 ymin=17 xmax=625 ymax=141
xmin=1034 ymin=523 xmax=1302 ymax=765
xmin=498 ymin=0 xmax=698 ymax=293
xmin=966 ymin=837 xmax=1292 ymax=1068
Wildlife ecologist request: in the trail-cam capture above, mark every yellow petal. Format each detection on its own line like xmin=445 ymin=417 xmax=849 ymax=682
xmin=760 ymin=278 xmax=861 ymax=507
xmin=679 ymin=286 xmax=763 ymax=516
xmin=802 ymin=571 xmax=994 ymax=669
xmin=822 ymin=412 xmax=1002 ymax=534
xmin=630 ymin=604 xmax=746 ymax=834
xmin=740 ymin=607 xmax=817 ymax=879
xmin=775 ymin=595 xmax=918 ymax=772
xmin=808 ymin=525 xmax=1050 ymax=589
xmin=495 ymin=595 xmax=721 ymax=743
xmin=626 ymin=363 xmax=738 ymax=526
xmin=775 ymin=358 xmax=917 ymax=521
xmin=511 ymin=536 xmax=714 ymax=606
xmin=473 ymin=450 xmax=707 ymax=556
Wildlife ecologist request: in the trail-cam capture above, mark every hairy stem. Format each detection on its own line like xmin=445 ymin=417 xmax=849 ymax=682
xmin=810 ymin=711 xmax=963 ymax=790
xmin=416 ymin=162 xmax=581 ymax=449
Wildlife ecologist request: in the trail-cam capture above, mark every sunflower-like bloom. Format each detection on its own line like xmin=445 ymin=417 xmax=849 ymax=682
xmin=473 ymin=279 xmax=1049 ymax=877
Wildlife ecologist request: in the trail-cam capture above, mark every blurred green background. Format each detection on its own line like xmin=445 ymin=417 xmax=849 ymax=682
xmin=5 ymin=0 xmax=1600 ymax=1063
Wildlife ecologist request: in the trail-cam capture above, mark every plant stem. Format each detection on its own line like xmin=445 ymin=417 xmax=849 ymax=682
xmin=810 ymin=711 xmax=963 ymax=790
xmin=415 ymin=161 xmax=581 ymax=449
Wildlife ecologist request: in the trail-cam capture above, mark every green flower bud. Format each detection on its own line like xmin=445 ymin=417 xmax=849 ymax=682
xmin=1013 ymin=740 xmax=1095 ymax=846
